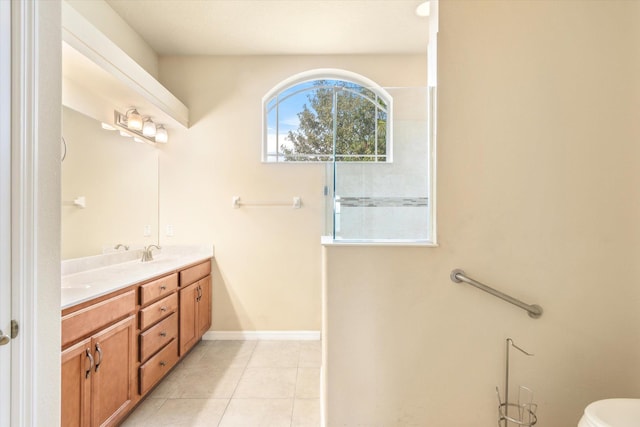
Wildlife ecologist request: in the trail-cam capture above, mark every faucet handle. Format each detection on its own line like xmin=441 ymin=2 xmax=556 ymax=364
xmin=141 ymin=245 xmax=161 ymax=262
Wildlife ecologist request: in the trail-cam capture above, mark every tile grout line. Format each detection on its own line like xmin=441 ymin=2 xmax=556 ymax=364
xmin=290 ymin=341 xmax=304 ymax=427
xmin=215 ymin=340 xmax=259 ymax=427
xmin=290 ymin=367 xmax=300 ymax=427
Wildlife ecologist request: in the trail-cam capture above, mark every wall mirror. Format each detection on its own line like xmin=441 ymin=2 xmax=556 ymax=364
xmin=60 ymin=3 xmax=188 ymax=260
xmin=61 ymin=105 xmax=159 ymax=259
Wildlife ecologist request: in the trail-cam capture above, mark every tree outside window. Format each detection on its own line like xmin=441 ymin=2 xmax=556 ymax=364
xmin=265 ymin=79 xmax=390 ymax=162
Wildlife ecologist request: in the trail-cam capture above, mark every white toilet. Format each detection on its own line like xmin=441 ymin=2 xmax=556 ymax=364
xmin=578 ymin=399 xmax=640 ymax=427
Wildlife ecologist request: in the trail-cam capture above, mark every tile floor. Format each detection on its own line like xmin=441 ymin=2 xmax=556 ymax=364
xmin=121 ymin=340 xmax=321 ymax=427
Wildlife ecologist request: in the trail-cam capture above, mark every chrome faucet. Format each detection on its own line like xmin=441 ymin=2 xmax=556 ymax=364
xmin=141 ymin=245 xmax=161 ymax=262
xmin=114 ymin=243 xmax=130 ymax=251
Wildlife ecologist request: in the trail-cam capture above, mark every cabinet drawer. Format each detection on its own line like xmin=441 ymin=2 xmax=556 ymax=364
xmin=140 ymin=273 xmax=178 ymax=306
xmin=179 ymin=260 xmax=211 ymax=287
xmin=139 ymin=339 xmax=179 ymax=395
xmin=139 ymin=312 xmax=178 ymax=362
xmin=139 ymin=293 xmax=178 ymax=330
xmin=62 ymin=290 xmax=136 ymax=348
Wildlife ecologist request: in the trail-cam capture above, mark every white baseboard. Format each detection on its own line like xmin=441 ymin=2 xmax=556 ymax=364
xmin=203 ymin=330 xmax=321 ymax=341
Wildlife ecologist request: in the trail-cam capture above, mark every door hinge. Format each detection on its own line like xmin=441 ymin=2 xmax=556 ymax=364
xmin=10 ymin=320 xmax=18 ymax=339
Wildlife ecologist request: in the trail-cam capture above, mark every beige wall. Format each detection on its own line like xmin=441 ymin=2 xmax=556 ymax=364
xmin=325 ymin=1 xmax=640 ymax=426
xmin=158 ymin=55 xmax=426 ymax=331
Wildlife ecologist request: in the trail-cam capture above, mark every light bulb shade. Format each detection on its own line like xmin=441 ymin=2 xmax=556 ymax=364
xmin=142 ymin=118 xmax=157 ymax=137
xmin=416 ymin=1 xmax=430 ymax=16
xmin=155 ymin=125 xmax=168 ymax=143
xmin=126 ymin=109 xmax=143 ymax=130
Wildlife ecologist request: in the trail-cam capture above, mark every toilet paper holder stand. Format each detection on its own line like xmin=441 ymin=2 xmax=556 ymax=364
xmin=496 ymin=338 xmax=538 ymax=426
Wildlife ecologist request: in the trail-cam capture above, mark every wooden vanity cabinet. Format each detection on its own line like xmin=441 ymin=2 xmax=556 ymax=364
xmin=138 ymin=273 xmax=180 ymax=395
xmin=179 ymin=278 xmax=212 ymax=354
xmin=61 ymin=338 xmax=92 ymax=427
xmin=179 ymin=261 xmax=212 ymax=355
xmin=139 ymin=339 xmax=179 ymax=394
xmin=61 ymin=307 xmax=136 ymax=427
xmin=139 ymin=312 xmax=178 ymax=362
xmin=62 ymin=258 xmax=212 ymax=426
xmin=198 ymin=276 xmax=212 ymax=336
xmin=89 ymin=315 xmax=137 ymax=426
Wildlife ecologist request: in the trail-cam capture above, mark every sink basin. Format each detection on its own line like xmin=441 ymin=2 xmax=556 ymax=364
xmin=144 ymin=256 xmax=179 ymax=265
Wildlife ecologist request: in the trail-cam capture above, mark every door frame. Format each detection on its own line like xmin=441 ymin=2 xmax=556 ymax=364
xmin=0 ymin=1 xmax=12 ymax=424
xmin=9 ymin=0 xmax=62 ymax=425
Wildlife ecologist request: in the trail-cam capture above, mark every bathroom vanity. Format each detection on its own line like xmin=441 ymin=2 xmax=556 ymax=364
xmin=58 ymin=5 xmax=202 ymax=425
xmin=60 ymin=248 xmax=212 ymax=426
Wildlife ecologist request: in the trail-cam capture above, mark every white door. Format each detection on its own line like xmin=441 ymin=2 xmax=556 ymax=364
xmin=0 ymin=1 xmax=12 ymax=426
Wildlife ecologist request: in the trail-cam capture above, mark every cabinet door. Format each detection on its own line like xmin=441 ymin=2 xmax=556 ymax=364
xmin=197 ymin=276 xmax=211 ymax=337
xmin=91 ymin=315 xmax=136 ymax=427
xmin=179 ymin=282 xmax=198 ymax=355
xmin=61 ymin=338 xmax=92 ymax=427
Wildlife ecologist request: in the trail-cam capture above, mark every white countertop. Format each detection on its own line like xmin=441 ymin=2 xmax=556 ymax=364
xmin=61 ymin=245 xmax=214 ymax=309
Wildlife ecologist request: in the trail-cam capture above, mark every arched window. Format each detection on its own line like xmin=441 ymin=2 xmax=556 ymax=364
xmin=263 ymin=69 xmax=392 ymax=162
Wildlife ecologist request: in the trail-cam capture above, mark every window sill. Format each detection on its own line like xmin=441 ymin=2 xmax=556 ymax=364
xmin=321 ymin=236 xmax=438 ymax=247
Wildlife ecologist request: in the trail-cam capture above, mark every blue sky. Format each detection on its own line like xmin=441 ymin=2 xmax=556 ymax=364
xmin=266 ymin=81 xmax=318 ymax=155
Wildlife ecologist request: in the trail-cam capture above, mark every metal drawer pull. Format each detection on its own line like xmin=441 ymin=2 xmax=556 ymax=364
xmin=85 ymin=349 xmax=94 ymax=379
xmin=160 ymin=306 xmax=168 ymax=312
xmin=94 ymin=343 xmax=103 ymax=372
xmin=160 ymin=331 xmax=167 ymax=337
xmin=160 ymin=361 xmax=167 ymax=367
xmin=160 ymin=285 xmax=167 ymax=290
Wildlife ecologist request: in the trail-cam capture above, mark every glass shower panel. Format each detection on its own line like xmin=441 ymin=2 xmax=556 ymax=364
xmin=326 ymin=86 xmax=430 ymax=242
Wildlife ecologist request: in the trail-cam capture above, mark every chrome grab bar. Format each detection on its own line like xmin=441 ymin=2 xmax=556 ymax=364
xmin=450 ymin=269 xmax=543 ymax=319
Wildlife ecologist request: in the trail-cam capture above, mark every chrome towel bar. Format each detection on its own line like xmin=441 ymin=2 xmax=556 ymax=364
xmin=232 ymin=196 xmax=302 ymax=209
xmin=450 ymin=269 xmax=543 ymax=319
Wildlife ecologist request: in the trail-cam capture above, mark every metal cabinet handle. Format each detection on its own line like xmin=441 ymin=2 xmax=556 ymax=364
xmin=94 ymin=343 xmax=103 ymax=372
xmin=160 ymin=331 xmax=167 ymax=337
xmin=160 ymin=285 xmax=167 ymax=291
xmin=160 ymin=306 xmax=168 ymax=312
xmin=85 ymin=349 xmax=94 ymax=379
xmin=159 ymin=361 xmax=167 ymax=367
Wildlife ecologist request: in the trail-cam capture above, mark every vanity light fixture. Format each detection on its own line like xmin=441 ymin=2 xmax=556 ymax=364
xmin=125 ymin=108 xmax=143 ymax=130
xmin=142 ymin=117 xmax=157 ymax=137
xmin=155 ymin=125 xmax=168 ymax=143
xmin=416 ymin=1 xmax=430 ymax=17
xmin=114 ymin=110 xmax=168 ymax=145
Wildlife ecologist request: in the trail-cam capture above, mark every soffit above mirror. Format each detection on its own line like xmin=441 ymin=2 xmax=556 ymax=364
xmin=62 ymin=1 xmax=189 ymax=129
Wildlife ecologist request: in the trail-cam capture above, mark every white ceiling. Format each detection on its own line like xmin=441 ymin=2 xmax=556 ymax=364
xmin=105 ymin=0 xmax=430 ymax=56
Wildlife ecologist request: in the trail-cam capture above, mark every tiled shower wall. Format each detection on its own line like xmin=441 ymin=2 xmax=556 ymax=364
xmin=330 ymin=92 xmax=430 ymax=240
